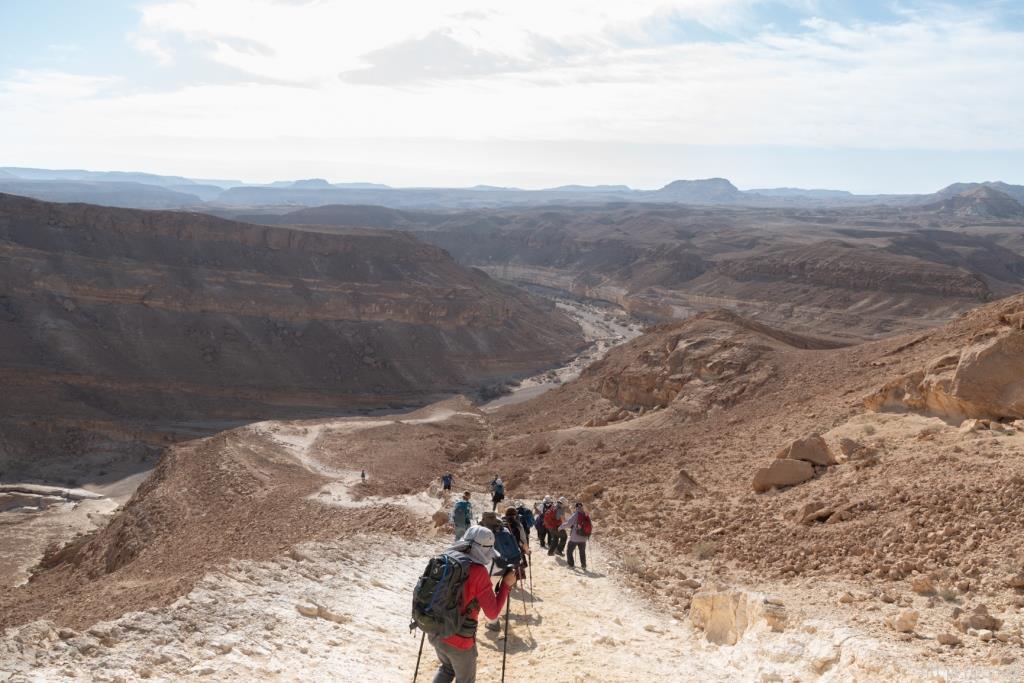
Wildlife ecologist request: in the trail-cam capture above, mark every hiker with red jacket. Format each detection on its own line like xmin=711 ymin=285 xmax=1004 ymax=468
xmin=544 ymin=497 xmax=567 ymax=557
xmin=559 ymin=501 xmax=593 ymax=570
xmin=428 ymin=525 xmax=516 ymax=683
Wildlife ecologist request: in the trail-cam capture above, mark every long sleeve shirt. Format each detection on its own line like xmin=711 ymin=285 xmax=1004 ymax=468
xmin=559 ymin=511 xmax=591 ymax=544
xmin=443 ymin=563 xmax=511 ymax=650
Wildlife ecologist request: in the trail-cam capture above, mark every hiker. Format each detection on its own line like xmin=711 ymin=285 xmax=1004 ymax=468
xmin=478 ymin=510 xmax=525 ymax=633
xmin=535 ymin=496 xmax=553 ymax=548
xmin=504 ymin=506 xmax=530 ymax=575
xmin=441 ymin=473 xmax=454 ymax=492
xmin=545 ymin=497 xmax=568 ymax=556
xmin=450 ymin=491 xmax=473 ymax=541
xmin=490 ymin=476 xmax=505 ymax=512
xmin=421 ymin=526 xmax=517 ymax=683
xmin=361 ymin=470 xmax=366 ymax=483
xmin=559 ymin=502 xmax=593 ymax=570
xmin=515 ymin=500 xmax=534 ymax=543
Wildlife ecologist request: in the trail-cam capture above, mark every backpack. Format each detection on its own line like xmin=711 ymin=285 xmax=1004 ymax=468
xmin=493 ymin=483 xmax=504 ymax=499
xmin=453 ymin=500 xmax=471 ymax=526
xmin=576 ymin=511 xmax=593 ymax=537
xmin=518 ymin=507 xmax=534 ymax=529
xmin=410 ymin=551 xmax=479 ymax=638
xmin=493 ymin=526 xmax=522 ymax=569
xmin=543 ymin=506 xmax=559 ymax=530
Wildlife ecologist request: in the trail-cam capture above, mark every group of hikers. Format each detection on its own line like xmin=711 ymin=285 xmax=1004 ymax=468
xmin=413 ymin=474 xmax=593 ymax=682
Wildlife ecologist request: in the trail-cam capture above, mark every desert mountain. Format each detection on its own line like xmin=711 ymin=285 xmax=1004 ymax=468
xmin=4 ymin=165 xmax=1024 ymax=213
xmin=0 ymin=180 xmax=204 ymax=209
xmin=936 ymin=181 xmax=1024 ymax=204
xmin=0 ymin=193 xmax=583 ymax=482
xmin=254 ymin=201 xmax=1024 ymax=342
xmin=650 ymin=177 xmax=743 ymax=203
xmin=924 ymin=186 xmax=1024 ymax=219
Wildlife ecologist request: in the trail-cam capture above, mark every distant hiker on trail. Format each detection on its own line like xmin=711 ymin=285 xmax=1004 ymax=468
xmin=545 ymin=497 xmax=568 ymax=557
xmin=412 ymin=525 xmax=516 ymax=683
xmin=361 ymin=470 xmax=366 ymax=483
xmin=450 ymin=491 xmax=473 ymax=541
xmin=559 ymin=501 xmax=593 ymax=571
xmin=515 ymin=501 xmax=534 ymax=543
xmin=490 ymin=476 xmax=505 ymax=512
xmin=535 ymin=496 xmax=553 ymax=548
xmin=441 ymin=473 xmax=454 ymax=492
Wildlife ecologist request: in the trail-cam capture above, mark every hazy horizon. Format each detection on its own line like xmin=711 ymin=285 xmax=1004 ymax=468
xmin=2 ymin=1 xmax=1023 ymax=193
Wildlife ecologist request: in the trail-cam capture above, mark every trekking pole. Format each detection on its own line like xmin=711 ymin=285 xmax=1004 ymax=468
xmin=501 ymin=596 xmax=511 ymax=683
xmin=412 ymin=630 xmax=425 ymax=683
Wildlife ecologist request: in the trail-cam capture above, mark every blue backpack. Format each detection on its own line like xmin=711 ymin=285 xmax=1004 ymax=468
xmin=518 ymin=507 xmax=534 ymax=529
xmin=493 ymin=526 xmax=522 ymax=569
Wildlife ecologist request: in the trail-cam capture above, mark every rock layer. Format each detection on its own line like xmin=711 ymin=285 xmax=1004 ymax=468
xmin=0 ymin=193 xmax=583 ymax=478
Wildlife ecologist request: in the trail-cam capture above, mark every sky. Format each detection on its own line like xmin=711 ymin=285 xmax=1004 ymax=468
xmin=1 ymin=0 xmax=1023 ymax=193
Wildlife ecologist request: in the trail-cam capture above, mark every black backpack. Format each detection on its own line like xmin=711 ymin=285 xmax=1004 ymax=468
xmin=410 ymin=551 xmax=479 ymax=638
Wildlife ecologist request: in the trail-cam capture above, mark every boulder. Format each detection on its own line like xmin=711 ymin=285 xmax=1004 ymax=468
xmin=690 ymin=587 xmax=786 ymax=645
xmin=775 ymin=434 xmax=837 ymax=466
xmin=752 ymin=459 xmax=814 ymax=493
xmin=1005 ymin=573 xmax=1024 ymax=589
xmin=937 ymin=632 xmax=961 ymax=647
xmin=431 ymin=510 xmax=449 ymax=527
xmin=886 ymin=609 xmax=919 ymax=633
xmin=957 ymin=604 xmax=1002 ymax=632
xmin=910 ymin=576 xmax=936 ymax=595
xmin=865 ymin=330 xmax=1024 ymax=420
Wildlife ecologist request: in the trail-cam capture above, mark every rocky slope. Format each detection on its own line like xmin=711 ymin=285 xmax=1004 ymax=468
xmin=0 ymin=193 xmax=582 ymax=481
xmin=5 ymin=296 xmax=1024 ymax=680
xmin=249 ymin=202 xmax=1024 ymax=341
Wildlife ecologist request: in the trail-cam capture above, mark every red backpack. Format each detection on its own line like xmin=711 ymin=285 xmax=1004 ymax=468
xmin=543 ymin=506 xmax=559 ymax=530
xmin=576 ymin=512 xmax=592 ymax=537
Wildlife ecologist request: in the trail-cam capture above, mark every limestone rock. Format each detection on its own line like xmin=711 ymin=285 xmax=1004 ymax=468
xmin=666 ymin=469 xmax=703 ymax=499
xmin=886 ymin=609 xmax=919 ymax=633
xmin=752 ymin=459 xmax=814 ymax=493
xmin=775 ymin=434 xmax=837 ymax=466
xmin=295 ymin=603 xmax=319 ymax=618
xmin=910 ymin=575 xmax=936 ymax=595
xmin=937 ymin=632 xmax=962 ymax=646
xmin=690 ymin=587 xmax=786 ymax=645
xmin=431 ymin=510 xmax=449 ymax=527
xmin=957 ymin=604 xmax=1002 ymax=632
xmin=865 ymin=330 xmax=1024 ymax=420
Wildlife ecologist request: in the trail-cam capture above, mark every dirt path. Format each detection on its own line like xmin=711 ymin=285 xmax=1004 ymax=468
xmin=7 ymin=466 xmax=1008 ymax=682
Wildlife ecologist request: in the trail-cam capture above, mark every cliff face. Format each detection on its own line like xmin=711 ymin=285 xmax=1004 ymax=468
xmin=0 ymin=194 xmax=583 ymax=479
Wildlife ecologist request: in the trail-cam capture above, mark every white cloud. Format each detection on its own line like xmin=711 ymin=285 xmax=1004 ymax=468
xmin=129 ymin=33 xmax=176 ymax=66
xmin=0 ymin=1 xmax=1021 ymax=188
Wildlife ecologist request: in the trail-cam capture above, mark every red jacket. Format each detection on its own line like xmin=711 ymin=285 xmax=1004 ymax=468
xmin=443 ymin=563 xmax=511 ymax=650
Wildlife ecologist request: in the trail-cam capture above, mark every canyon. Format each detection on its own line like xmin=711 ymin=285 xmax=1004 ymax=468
xmin=0 ymin=193 xmax=583 ymax=484
xmin=2 ymin=186 xmax=1024 ymax=682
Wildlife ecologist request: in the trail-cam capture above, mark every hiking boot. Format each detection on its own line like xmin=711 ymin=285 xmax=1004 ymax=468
xmin=567 ymin=562 xmax=575 ymax=569
xmin=486 ymin=621 xmax=501 ymax=632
